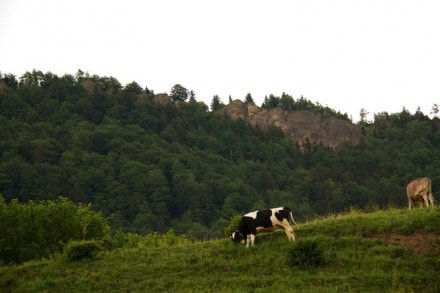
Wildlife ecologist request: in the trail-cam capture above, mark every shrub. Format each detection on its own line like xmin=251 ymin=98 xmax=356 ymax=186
xmin=224 ymin=214 xmax=242 ymax=236
xmin=102 ymin=231 xmax=143 ymax=250
xmin=64 ymin=240 xmax=102 ymax=262
xmin=286 ymin=240 xmax=326 ymax=269
xmin=0 ymin=196 xmax=110 ymax=264
xmin=141 ymin=230 xmax=188 ymax=248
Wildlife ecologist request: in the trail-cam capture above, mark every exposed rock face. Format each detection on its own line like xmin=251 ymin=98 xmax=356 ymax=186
xmin=153 ymin=93 xmax=171 ymax=106
xmin=80 ymin=80 xmax=101 ymax=96
xmin=217 ymin=100 xmax=361 ymax=150
xmin=0 ymin=80 xmax=7 ymax=91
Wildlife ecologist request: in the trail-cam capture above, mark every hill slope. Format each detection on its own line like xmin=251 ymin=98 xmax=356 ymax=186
xmin=1 ymin=207 xmax=438 ymax=292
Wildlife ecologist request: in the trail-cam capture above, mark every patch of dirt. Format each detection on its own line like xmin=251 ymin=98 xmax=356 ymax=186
xmin=370 ymin=232 xmax=439 ymax=254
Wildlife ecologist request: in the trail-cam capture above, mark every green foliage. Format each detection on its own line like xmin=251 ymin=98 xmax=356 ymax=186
xmin=286 ymin=239 xmax=326 ymax=269
xmin=123 ymin=81 xmax=142 ymax=94
xmin=170 ymin=84 xmax=188 ymax=102
xmin=262 ymin=93 xmax=349 ymax=120
xmin=0 ymin=195 xmax=109 ymax=264
xmin=224 ymin=214 xmax=243 ymax=236
xmin=102 ymin=230 xmax=188 ymax=251
xmin=1 ymin=73 xmax=19 ymax=89
xmin=102 ymin=231 xmax=143 ymax=250
xmin=64 ymin=240 xmax=102 ymax=262
xmin=139 ymin=229 xmax=188 ymax=248
xmin=210 ymin=95 xmax=224 ymax=111
xmin=245 ymin=92 xmax=254 ymax=104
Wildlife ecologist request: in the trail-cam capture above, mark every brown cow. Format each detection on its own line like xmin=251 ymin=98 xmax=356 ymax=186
xmin=406 ymin=177 xmax=435 ymax=209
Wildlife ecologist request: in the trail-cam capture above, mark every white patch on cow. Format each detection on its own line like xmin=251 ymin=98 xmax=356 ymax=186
xmin=269 ymin=208 xmax=282 ymax=224
xmin=244 ymin=211 xmax=258 ymax=219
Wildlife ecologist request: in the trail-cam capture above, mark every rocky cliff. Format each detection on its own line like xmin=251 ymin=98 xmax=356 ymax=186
xmin=79 ymin=84 xmax=361 ymax=150
xmin=217 ymin=100 xmax=361 ymax=150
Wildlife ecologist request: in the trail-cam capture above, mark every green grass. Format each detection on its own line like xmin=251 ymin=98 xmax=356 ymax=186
xmin=1 ymin=207 xmax=439 ymax=292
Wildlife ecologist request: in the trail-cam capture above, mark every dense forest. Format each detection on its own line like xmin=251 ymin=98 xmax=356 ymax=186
xmin=1 ymin=70 xmax=439 ymax=238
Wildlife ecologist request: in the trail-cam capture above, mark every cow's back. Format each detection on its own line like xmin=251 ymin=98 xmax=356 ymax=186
xmin=407 ymin=177 xmax=431 ymax=199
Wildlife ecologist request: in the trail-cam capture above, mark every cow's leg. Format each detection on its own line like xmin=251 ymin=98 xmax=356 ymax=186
xmin=250 ymin=234 xmax=256 ymax=247
xmin=408 ymin=198 xmax=413 ymax=210
xmin=245 ymin=234 xmax=256 ymax=247
xmin=423 ymin=195 xmax=430 ymax=207
xmin=280 ymin=220 xmax=295 ymax=241
xmin=290 ymin=228 xmax=295 ymax=241
xmin=429 ymin=194 xmax=434 ymax=206
xmin=282 ymin=227 xmax=295 ymax=241
xmin=246 ymin=235 xmax=251 ymax=248
xmin=428 ymin=194 xmax=435 ymax=206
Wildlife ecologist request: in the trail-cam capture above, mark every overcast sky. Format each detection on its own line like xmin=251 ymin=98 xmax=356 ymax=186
xmin=1 ymin=0 xmax=439 ymax=121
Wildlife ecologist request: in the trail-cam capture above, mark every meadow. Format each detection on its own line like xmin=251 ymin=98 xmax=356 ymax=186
xmin=1 ymin=207 xmax=439 ymax=292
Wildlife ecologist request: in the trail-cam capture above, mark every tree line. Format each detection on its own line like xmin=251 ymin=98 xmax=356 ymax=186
xmin=1 ymin=70 xmax=439 ymax=239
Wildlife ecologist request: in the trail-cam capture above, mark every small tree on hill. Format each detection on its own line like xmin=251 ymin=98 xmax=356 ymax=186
xmin=170 ymin=84 xmax=188 ymax=102
xmin=431 ymin=103 xmax=439 ymax=117
xmin=245 ymin=93 xmax=254 ymax=104
xmin=360 ymin=108 xmax=369 ymax=124
xmin=210 ymin=95 xmax=224 ymax=111
xmin=124 ymin=81 xmax=142 ymax=94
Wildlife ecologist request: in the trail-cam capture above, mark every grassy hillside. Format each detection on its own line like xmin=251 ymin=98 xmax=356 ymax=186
xmin=1 ymin=207 xmax=439 ymax=292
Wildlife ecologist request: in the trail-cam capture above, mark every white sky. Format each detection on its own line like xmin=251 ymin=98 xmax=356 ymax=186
xmin=1 ymin=0 xmax=439 ymax=122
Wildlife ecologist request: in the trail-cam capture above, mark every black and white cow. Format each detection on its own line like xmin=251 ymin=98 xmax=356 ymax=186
xmin=230 ymin=207 xmax=298 ymax=247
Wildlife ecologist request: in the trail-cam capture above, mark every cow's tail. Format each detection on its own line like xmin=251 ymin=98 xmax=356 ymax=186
xmin=289 ymin=210 xmax=298 ymax=227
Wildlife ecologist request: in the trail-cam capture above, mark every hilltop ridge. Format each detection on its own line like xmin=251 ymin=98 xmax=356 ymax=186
xmin=148 ymin=91 xmax=362 ymax=150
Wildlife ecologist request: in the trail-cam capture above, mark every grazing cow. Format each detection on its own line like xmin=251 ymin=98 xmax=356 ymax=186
xmin=406 ymin=177 xmax=435 ymax=209
xmin=231 ymin=207 xmax=298 ymax=247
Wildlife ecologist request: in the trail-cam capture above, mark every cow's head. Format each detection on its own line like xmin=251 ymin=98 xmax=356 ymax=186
xmin=230 ymin=229 xmax=244 ymax=244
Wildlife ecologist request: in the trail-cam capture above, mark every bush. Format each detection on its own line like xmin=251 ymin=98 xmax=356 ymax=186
xmin=64 ymin=240 xmax=102 ymax=262
xmin=140 ymin=230 xmax=188 ymax=248
xmin=102 ymin=231 xmax=143 ymax=251
xmin=286 ymin=240 xmax=326 ymax=269
xmin=224 ymin=214 xmax=242 ymax=236
xmin=0 ymin=195 xmax=110 ymax=264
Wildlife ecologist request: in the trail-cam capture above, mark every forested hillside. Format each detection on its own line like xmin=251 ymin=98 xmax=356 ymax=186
xmin=1 ymin=70 xmax=439 ymax=238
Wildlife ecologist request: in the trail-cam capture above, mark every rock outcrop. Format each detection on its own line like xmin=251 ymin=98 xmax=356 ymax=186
xmin=0 ymin=80 xmax=8 ymax=91
xmin=217 ymin=100 xmax=361 ymax=150
xmin=81 ymin=80 xmax=101 ymax=97
xmin=153 ymin=93 xmax=172 ymax=106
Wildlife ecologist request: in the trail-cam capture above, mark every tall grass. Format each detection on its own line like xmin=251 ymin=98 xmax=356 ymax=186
xmin=1 ymin=207 xmax=439 ymax=292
